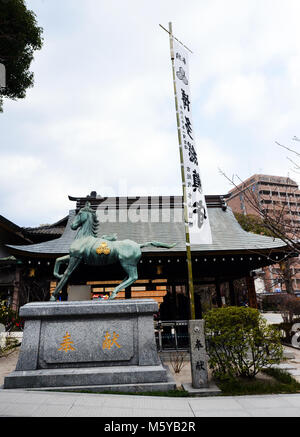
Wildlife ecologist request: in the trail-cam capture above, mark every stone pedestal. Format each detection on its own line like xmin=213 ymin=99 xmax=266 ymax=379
xmin=4 ymin=299 xmax=175 ymax=392
xmin=188 ymin=319 xmax=208 ymax=388
xmin=181 ymin=319 xmax=222 ymax=396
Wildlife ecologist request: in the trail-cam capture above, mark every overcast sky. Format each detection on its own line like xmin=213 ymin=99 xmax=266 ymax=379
xmin=1 ymin=0 xmax=300 ymax=227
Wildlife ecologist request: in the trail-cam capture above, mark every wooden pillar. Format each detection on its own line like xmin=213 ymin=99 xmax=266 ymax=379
xmin=125 ymin=287 xmax=131 ymax=300
xmin=172 ymin=284 xmax=178 ymax=319
xmin=194 ymin=293 xmax=202 ymax=319
xmin=245 ymin=275 xmax=258 ymax=309
xmin=50 ymin=281 xmax=57 ymax=300
xmin=229 ymin=279 xmax=236 ymax=306
xmin=215 ymin=279 xmax=222 ymax=308
xmin=12 ymin=267 xmax=20 ymax=311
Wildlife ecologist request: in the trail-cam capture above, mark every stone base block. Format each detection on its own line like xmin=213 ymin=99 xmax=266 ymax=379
xmin=4 ymin=364 xmax=176 ymax=390
xmin=182 ymin=382 xmax=222 ymax=396
xmin=4 ymin=299 xmax=176 ymax=392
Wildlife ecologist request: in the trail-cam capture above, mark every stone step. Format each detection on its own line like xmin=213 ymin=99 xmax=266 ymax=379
xmin=283 ymin=349 xmax=295 ymax=359
xmin=269 ymin=363 xmax=297 ymax=371
xmin=288 ymin=369 xmax=300 ymax=376
xmin=19 ymin=380 xmax=176 ymax=394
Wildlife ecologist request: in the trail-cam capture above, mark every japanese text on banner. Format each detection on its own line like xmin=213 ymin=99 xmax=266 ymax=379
xmin=172 ymin=38 xmax=212 ymax=245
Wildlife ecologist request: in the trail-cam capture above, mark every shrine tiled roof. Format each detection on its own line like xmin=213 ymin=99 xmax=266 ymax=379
xmin=6 ymin=202 xmax=287 ymax=257
xmin=22 ymin=216 xmax=68 ymax=236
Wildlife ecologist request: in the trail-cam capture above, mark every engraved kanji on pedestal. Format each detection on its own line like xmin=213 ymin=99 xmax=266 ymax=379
xmin=188 ymin=319 xmax=208 ymax=388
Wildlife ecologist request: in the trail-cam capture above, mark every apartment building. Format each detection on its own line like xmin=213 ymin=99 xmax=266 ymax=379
xmin=227 ymin=174 xmax=300 ymax=294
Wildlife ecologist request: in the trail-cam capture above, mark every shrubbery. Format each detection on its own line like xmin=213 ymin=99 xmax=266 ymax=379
xmin=204 ymin=306 xmax=283 ymax=380
xmin=277 ymin=294 xmax=300 ymax=323
xmin=260 ymin=294 xmax=282 ymax=312
xmin=0 ymin=300 xmax=23 ymax=331
xmin=260 ymin=294 xmax=300 ymax=342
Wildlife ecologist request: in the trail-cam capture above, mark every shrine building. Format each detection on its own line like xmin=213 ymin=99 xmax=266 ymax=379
xmin=1 ymin=192 xmax=289 ymax=320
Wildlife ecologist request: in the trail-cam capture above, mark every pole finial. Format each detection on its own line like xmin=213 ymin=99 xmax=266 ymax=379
xmin=159 ymin=23 xmax=193 ymax=54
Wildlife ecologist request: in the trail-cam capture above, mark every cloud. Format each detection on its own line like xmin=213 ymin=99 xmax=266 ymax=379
xmin=204 ymin=74 xmax=267 ymax=123
xmin=1 ymin=0 xmax=300 ymax=226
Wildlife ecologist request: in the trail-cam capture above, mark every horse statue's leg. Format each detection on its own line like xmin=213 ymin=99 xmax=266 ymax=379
xmin=50 ymin=256 xmax=82 ymax=301
xmin=109 ymin=263 xmax=138 ymax=300
xmin=53 ymin=255 xmax=70 ymax=280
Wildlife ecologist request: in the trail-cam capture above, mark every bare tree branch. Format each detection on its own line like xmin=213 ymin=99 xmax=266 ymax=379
xmin=220 ymin=162 xmax=300 ymax=294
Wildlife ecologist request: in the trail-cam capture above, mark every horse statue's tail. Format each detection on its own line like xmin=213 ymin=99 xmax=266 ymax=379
xmin=140 ymin=241 xmax=176 ymax=249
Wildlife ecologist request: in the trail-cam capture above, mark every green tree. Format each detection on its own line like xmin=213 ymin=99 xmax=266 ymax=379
xmin=0 ymin=0 xmax=43 ymax=111
xmin=234 ymin=212 xmax=277 ymax=237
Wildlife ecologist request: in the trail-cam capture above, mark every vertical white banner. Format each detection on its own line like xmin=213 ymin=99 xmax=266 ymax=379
xmin=172 ymin=38 xmax=212 ymax=245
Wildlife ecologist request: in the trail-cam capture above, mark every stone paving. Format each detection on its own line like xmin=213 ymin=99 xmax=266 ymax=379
xmin=1 ymin=387 xmax=300 ymax=417
xmin=1 ymin=345 xmax=300 ymax=417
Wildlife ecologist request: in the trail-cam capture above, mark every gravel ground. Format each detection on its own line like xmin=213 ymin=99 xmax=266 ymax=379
xmin=0 ymin=348 xmax=20 ymax=387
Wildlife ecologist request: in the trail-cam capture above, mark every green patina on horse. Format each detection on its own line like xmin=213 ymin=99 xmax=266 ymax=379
xmin=50 ymin=202 xmax=176 ymax=301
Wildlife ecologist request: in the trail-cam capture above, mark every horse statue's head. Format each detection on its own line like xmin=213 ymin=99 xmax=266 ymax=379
xmin=71 ymin=201 xmax=99 ymax=238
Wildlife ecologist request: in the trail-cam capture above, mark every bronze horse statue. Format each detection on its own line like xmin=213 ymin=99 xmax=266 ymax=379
xmin=50 ymin=202 xmax=176 ymax=301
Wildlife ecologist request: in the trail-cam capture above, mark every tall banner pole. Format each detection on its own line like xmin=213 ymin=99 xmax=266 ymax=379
xmin=168 ymin=22 xmax=196 ymax=320
xmin=163 ymin=22 xmax=213 ymax=390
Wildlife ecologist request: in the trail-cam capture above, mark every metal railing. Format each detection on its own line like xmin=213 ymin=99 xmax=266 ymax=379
xmin=154 ymin=320 xmax=189 ymax=351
